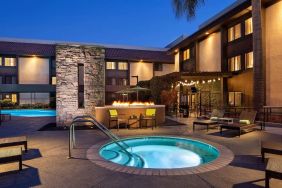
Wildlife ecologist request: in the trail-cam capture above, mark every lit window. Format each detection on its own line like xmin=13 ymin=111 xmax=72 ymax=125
xmin=183 ymin=49 xmax=190 ymax=61
xmin=228 ymin=92 xmax=242 ymax=107
xmin=2 ymin=93 xmax=17 ymax=103
xmin=228 ymin=55 xmax=241 ymax=72
xmin=0 ymin=57 xmax=2 ymax=66
xmin=118 ymin=62 xmax=128 ymax=70
xmin=106 ymin=62 xmax=116 ymax=70
xmin=4 ymin=57 xmax=16 ymax=66
xmin=245 ymin=52 xmax=253 ymax=69
xmin=228 ymin=24 xmax=241 ymax=42
xmin=52 ymin=77 xmax=56 ymax=85
xmin=245 ymin=18 xmax=253 ymax=35
xmin=12 ymin=94 xmax=17 ymax=103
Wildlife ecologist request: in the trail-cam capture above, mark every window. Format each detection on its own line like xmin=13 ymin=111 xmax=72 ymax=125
xmin=228 ymin=23 xmax=241 ymax=42
xmin=154 ymin=63 xmax=163 ymax=71
xmin=4 ymin=57 xmax=16 ymax=66
xmin=111 ymin=78 xmax=116 ymax=85
xmin=183 ymin=49 xmax=190 ymax=61
xmin=12 ymin=94 xmax=17 ymax=103
xmin=228 ymin=92 xmax=242 ymax=107
xmin=106 ymin=62 xmax=116 ymax=70
xmin=245 ymin=18 xmax=253 ymax=35
xmin=118 ymin=62 xmax=128 ymax=70
xmin=52 ymin=77 xmax=56 ymax=85
xmin=245 ymin=51 xmax=254 ymax=69
xmin=1 ymin=93 xmax=17 ymax=103
xmin=119 ymin=78 xmax=127 ymax=86
xmin=228 ymin=56 xmax=241 ymax=72
xmin=106 ymin=78 xmax=117 ymax=85
xmin=78 ymin=64 xmax=84 ymax=108
xmin=5 ymin=76 xmax=17 ymax=84
xmin=0 ymin=57 xmax=2 ymax=66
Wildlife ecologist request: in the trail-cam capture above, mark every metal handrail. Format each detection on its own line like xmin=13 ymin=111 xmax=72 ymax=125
xmin=69 ymin=119 xmax=133 ymax=158
xmin=68 ymin=116 xmax=143 ymax=167
xmin=72 ymin=115 xmax=131 ymax=149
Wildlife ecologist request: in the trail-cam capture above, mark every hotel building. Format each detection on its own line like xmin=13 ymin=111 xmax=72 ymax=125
xmin=169 ymin=0 xmax=282 ymax=110
xmin=0 ymin=0 xmax=282 ymax=123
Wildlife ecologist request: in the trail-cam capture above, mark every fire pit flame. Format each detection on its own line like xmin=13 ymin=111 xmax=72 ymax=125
xmin=112 ymin=101 xmax=155 ymax=106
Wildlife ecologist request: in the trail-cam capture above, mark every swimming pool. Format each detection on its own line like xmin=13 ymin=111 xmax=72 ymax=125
xmin=1 ymin=109 xmax=56 ymax=117
xmin=99 ymin=136 xmax=219 ymax=169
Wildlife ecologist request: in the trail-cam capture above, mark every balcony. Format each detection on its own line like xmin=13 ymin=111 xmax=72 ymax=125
xmin=0 ymin=84 xmax=56 ymax=93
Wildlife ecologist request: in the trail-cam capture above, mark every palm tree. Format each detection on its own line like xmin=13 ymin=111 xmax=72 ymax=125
xmin=172 ymin=0 xmax=204 ymax=20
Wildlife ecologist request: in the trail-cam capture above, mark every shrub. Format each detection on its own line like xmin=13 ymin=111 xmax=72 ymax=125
xmin=149 ymin=73 xmax=180 ymax=104
xmin=0 ymin=100 xmax=16 ymax=108
xmin=19 ymin=103 xmax=50 ymax=109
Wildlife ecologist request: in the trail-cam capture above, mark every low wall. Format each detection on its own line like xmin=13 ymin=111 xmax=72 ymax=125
xmin=95 ymin=105 xmax=165 ymax=128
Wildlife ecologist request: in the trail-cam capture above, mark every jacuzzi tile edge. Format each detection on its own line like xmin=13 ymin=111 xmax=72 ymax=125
xmin=86 ymin=135 xmax=234 ymax=176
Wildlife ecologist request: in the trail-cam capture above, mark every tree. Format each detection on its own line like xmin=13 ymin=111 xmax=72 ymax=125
xmin=172 ymin=0 xmax=204 ymax=20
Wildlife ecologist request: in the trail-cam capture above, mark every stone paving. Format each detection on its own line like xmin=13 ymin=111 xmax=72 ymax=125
xmin=0 ymin=116 xmax=282 ymax=188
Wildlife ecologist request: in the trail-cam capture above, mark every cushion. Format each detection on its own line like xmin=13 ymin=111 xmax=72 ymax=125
xmin=109 ymin=109 xmax=118 ymax=117
xmin=210 ymin=117 xmax=218 ymax=121
xmin=239 ymin=120 xmax=250 ymax=124
xmin=146 ymin=109 xmax=156 ymax=116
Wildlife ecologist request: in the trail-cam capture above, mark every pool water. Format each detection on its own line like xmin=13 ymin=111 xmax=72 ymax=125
xmin=99 ymin=136 xmax=219 ymax=169
xmin=1 ymin=109 xmax=56 ymax=117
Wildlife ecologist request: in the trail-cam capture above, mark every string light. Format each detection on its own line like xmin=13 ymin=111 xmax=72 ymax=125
xmin=174 ymin=77 xmax=222 ymax=87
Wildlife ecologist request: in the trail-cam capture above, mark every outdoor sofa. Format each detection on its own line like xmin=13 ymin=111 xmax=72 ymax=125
xmin=220 ymin=110 xmax=257 ymax=137
xmin=193 ymin=109 xmax=225 ymax=132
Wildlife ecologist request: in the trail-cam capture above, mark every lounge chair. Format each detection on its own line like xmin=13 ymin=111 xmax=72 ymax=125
xmin=0 ymin=147 xmax=23 ymax=171
xmin=193 ymin=109 xmax=224 ymax=132
xmin=140 ymin=108 xmax=156 ymax=130
xmin=0 ymin=136 xmax=28 ymax=153
xmin=108 ymin=109 xmax=127 ymax=130
xmin=265 ymin=157 xmax=282 ymax=188
xmin=220 ymin=110 xmax=257 ymax=137
xmin=261 ymin=141 xmax=282 ymax=162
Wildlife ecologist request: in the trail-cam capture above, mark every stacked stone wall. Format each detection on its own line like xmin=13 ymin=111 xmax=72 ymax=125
xmin=56 ymin=45 xmax=105 ymax=126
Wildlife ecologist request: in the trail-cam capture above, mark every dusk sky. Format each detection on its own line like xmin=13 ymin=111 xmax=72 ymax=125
xmin=0 ymin=0 xmax=236 ymax=48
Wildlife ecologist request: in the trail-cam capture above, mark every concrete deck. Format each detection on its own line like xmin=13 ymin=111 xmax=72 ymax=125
xmin=0 ymin=116 xmax=282 ymax=187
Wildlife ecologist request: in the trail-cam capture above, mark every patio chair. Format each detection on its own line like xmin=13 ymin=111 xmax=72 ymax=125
xmin=108 ymin=109 xmax=127 ymax=130
xmin=220 ymin=110 xmax=257 ymax=137
xmin=140 ymin=108 xmax=156 ymax=130
xmin=261 ymin=141 xmax=282 ymax=162
xmin=193 ymin=109 xmax=224 ymax=132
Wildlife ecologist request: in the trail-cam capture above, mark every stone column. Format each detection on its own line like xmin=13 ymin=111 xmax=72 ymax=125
xmin=56 ymin=44 xmax=105 ymax=126
xmin=252 ymin=0 xmax=266 ymax=109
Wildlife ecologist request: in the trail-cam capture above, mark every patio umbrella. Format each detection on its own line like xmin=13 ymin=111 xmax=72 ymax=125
xmin=129 ymin=86 xmax=150 ymax=101
xmin=115 ymin=89 xmax=134 ymax=101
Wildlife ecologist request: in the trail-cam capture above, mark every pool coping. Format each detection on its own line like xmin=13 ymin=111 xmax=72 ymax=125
xmin=86 ymin=135 xmax=234 ymax=176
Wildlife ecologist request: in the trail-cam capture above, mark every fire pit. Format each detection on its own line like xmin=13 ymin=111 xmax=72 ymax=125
xmin=95 ymin=102 xmax=165 ymax=128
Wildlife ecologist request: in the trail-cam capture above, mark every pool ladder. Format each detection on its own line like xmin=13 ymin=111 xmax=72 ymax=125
xmin=68 ymin=115 xmax=144 ymax=167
